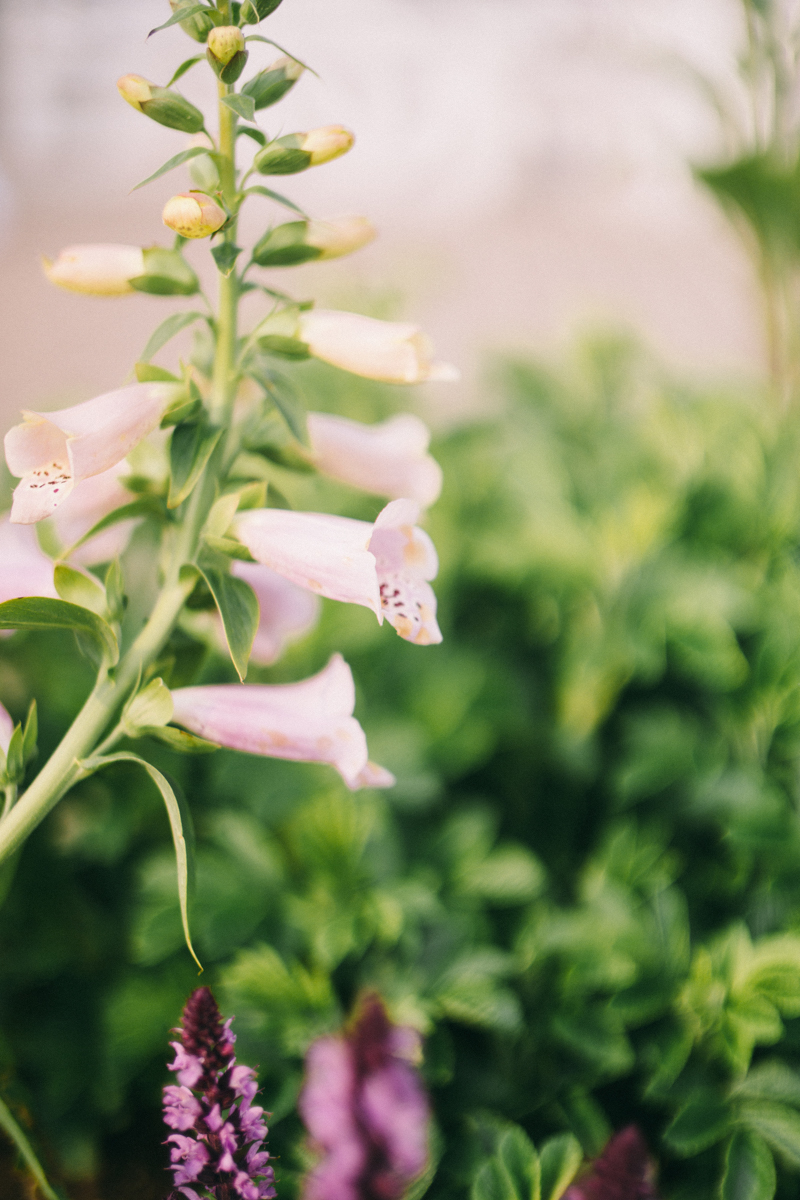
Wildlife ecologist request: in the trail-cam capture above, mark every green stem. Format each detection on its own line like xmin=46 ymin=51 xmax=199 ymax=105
xmin=0 ymin=1093 xmax=62 ymax=1200
xmin=0 ymin=69 xmax=244 ymax=870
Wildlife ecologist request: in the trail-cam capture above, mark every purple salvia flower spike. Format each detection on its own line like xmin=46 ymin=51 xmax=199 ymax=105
xmin=299 ymin=992 xmax=430 ymax=1200
xmin=163 ymin=986 xmax=276 ymax=1200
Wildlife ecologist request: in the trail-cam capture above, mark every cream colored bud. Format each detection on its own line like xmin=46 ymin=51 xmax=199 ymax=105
xmin=42 ymin=244 xmax=146 ymax=296
xmin=306 ymin=216 xmax=376 ymax=260
xmin=207 ymin=25 xmax=245 ymax=65
xmin=162 ymin=193 xmax=226 ymax=239
xmin=301 ymin=125 xmax=354 ymax=165
xmin=117 ymin=74 xmax=153 ymax=112
xmin=275 ymin=55 xmax=305 ymax=82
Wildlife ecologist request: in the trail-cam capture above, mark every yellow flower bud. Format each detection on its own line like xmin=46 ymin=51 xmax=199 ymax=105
xmin=301 ymin=125 xmax=354 ymax=166
xmin=207 ymin=25 xmax=245 ymax=65
xmin=117 ymin=74 xmax=153 ymax=112
xmin=42 ymin=244 xmax=146 ymax=296
xmin=162 ymin=193 xmax=226 ymax=239
xmin=307 ymin=216 xmax=376 ymax=259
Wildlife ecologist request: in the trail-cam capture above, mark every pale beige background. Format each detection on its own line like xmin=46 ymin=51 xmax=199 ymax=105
xmin=0 ymin=0 xmax=765 ymax=431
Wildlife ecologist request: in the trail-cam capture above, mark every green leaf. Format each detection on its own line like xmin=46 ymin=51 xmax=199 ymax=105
xmin=141 ymin=310 xmax=206 ymax=362
xmin=211 ymin=242 xmax=243 ymax=276
xmin=738 ymin=1101 xmax=800 ymax=1169
xmin=538 ymin=1134 xmax=582 ymax=1200
xmin=559 ymin=1091 xmax=610 ymax=1158
xmin=221 ymin=93 xmax=256 ymax=123
xmin=169 ymin=421 xmax=222 ymax=509
xmin=498 ymin=1127 xmax=540 ymax=1200
xmin=132 ymin=146 xmax=210 ymax=191
xmin=139 ymin=726 xmax=220 ymax=754
xmin=148 ymin=4 xmax=213 ymax=37
xmin=135 ymin=362 xmax=181 ymax=383
xmin=125 ymin=678 xmax=174 ymax=730
xmin=245 ymin=184 xmax=308 ymax=216
xmin=0 ymin=1093 xmax=63 ymax=1200
xmin=22 ymin=701 xmax=37 ymax=766
xmin=131 ymin=247 xmax=200 ymax=296
xmin=54 ymin=563 xmax=107 ymax=617
xmin=722 ymin=1131 xmax=776 ymax=1200
xmin=58 ymin=496 xmax=165 ymax=559
xmin=0 ymin=597 xmax=118 ymax=666
xmin=472 ymin=1161 xmax=514 ymax=1200
xmin=202 ymin=534 xmax=255 ymax=560
xmin=736 ymin=1061 xmax=800 ymax=1108
xmin=238 ymin=126 xmax=267 ymax=146
xmin=247 ymin=362 xmax=308 ymax=443
xmin=241 ymin=35 xmax=317 ymax=77
xmin=3 ymin=725 xmax=24 ymax=786
xmin=82 ymin=752 xmax=201 ymax=971
xmin=198 ymin=566 xmax=259 ymax=680
xmin=664 ymin=1092 xmax=731 ymax=1156
xmin=167 ymin=55 xmax=204 ymax=86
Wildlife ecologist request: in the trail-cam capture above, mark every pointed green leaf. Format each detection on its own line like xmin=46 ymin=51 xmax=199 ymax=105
xmin=0 ymin=597 xmax=118 ymax=666
xmin=140 ymin=725 xmax=220 ymax=754
xmin=664 ymin=1092 xmax=731 ymax=1156
xmin=722 ymin=1131 xmax=776 ymax=1200
xmin=498 ymin=1127 xmax=540 ymax=1200
xmin=125 ymin=678 xmax=174 ymax=731
xmin=4 ymin=725 xmax=24 ymax=786
xmin=132 ymin=146 xmax=211 ymax=191
xmin=169 ymin=421 xmax=222 ymax=509
xmin=246 ymin=362 xmax=308 ymax=443
xmin=221 ymin=93 xmax=256 ymax=123
xmin=245 ymin=184 xmax=308 ymax=216
xmin=58 ymin=496 xmax=165 ymax=559
xmin=211 ymin=242 xmax=243 ymax=276
xmin=167 ymin=55 xmax=204 ymax=86
xmin=54 ymin=564 xmax=107 ymax=617
xmin=198 ymin=566 xmax=259 ymax=680
xmin=539 ymin=1134 xmax=582 ymax=1200
xmin=0 ymin=1093 xmax=62 ymax=1200
xmin=472 ymin=1161 xmax=514 ymax=1200
xmin=202 ymin=534 xmax=255 ymax=560
xmin=739 ymin=1101 xmax=800 ymax=1169
xmin=22 ymin=701 xmax=37 ymax=766
xmin=135 ymin=362 xmax=182 ymax=383
xmin=241 ymin=36 xmax=317 ymax=77
xmin=148 ymin=4 xmax=213 ymax=37
xmin=141 ymin=310 xmax=206 ymax=362
xmin=238 ymin=126 xmax=267 ymax=146
xmin=81 ymin=752 xmax=201 ymax=970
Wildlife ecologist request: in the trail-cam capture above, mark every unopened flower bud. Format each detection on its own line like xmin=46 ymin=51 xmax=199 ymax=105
xmin=206 ymin=26 xmax=248 ymax=83
xmin=170 ymin=0 xmax=216 ymax=43
xmin=240 ymin=0 xmax=284 ymax=25
xmin=43 ymin=244 xmax=145 ymax=296
xmin=117 ymin=75 xmax=204 ymax=134
xmin=241 ymin=55 xmax=304 ymax=111
xmin=163 ymin=194 xmax=226 ymax=239
xmin=253 ymin=215 xmax=375 ymax=267
xmin=254 ymin=126 xmax=354 ymax=176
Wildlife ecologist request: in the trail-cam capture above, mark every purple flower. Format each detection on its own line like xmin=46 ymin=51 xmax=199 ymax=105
xmin=299 ymin=992 xmax=430 ymax=1200
xmin=564 ymin=1127 xmax=659 ymax=1200
xmin=163 ymin=986 xmax=276 ymax=1200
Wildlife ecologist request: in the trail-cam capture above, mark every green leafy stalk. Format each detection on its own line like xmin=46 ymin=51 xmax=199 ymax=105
xmin=0 ymin=1092 xmax=63 ymax=1200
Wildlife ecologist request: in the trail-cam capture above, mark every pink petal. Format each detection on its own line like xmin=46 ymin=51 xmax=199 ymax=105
xmin=233 ymin=510 xmax=381 ymax=617
xmin=5 ymin=383 xmax=178 ymax=523
xmin=0 ymin=515 xmax=58 ymax=604
xmin=170 ymin=654 xmax=374 ymax=789
xmin=0 ymin=702 xmax=14 ymax=756
xmin=230 ymin=561 xmax=320 ymax=666
xmin=307 ymin=412 xmax=442 ymax=507
xmin=299 ymin=1037 xmax=365 ymax=1200
xmin=353 ymin=761 xmax=396 ymax=789
xmin=51 ymin=461 xmax=137 ymax=565
xmin=299 ymin=310 xmax=458 ymax=385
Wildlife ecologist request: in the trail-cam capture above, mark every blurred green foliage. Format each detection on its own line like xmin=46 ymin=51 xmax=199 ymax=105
xmin=5 ymin=339 xmax=800 ymax=1199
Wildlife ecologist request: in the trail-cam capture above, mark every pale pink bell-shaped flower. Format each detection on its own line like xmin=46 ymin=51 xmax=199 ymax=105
xmin=170 ymin=654 xmax=394 ymax=790
xmin=0 ymin=515 xmax=58 ymax=605
xmin=0 ymin=702 xmax=14 ymax=756
xmin=51 ymin=461 xmax=137 ymax=566
xmin=233 ymin=499 xmax=442 ymax=646
xmin=229 ymin=561 xmax=320 ymax=666
xmin=4 ymin=382 xmax=179 ymax=524
xmin=298 ymin=310 xmax=458 ymax=384
xmin=42 ymin=243 xmax=145 ymax=296
xmin=307 ymin=412 xmax=442 ymax=508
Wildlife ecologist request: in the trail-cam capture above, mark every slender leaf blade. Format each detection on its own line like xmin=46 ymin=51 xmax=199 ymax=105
xmin=0 ymin=597 xmax=118 ymax=666
xmin=169 ymin=421 xmax=222 ymax=509
xmin=140 ymin=725 xmax=220 ymax=754
xmin=221 ymin=93 xmax=256 ymax=123
xmin=167 ymin=55 xmax=204 ymax=87
xmin=148 ymin=4 xmax=212 ymax=37
xmin=198 ymin=566 xmax=259 ymax=680
xmin=59 ymin=496 xmax=165 ymax=559
xmin=246 ymin=362 xmax=308 ymax=443
xmin=141 ymin=310 xmax=205 ymax=362
xmin=0 ymin=1093 xmax=63 ymax=1200
xmin=245 ymin=185 xmax=308 ymax=216
xmin=539 ymin=1134 xmax=582 ymax=1200
xmin=132 ymin=146 xmax=210 ymax=192
xmin=83 ymin=752 xmax=201 ymax=970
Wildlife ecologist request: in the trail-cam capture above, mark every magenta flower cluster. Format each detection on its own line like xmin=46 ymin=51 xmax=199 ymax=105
xmin=564 ymin=1127 xmax=659 ymax=1200
xmin=299 ymin=992 xmax=430 ymax=1200
xmin=164 ymin=986 xmax=276 ymax=1200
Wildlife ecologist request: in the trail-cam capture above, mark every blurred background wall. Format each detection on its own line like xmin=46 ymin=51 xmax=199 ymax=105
xmin=0 ymin=0 xmax=765 ymax=425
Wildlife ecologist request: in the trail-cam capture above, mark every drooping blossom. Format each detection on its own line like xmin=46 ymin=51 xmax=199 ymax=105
xmin=0 ymin=703 xmax=13 ymax=757
xmin=163 ymin=193 xmax=227 ymax=239
xmin=51 ymin=461 xmax=138 ymax=566
xmin=228 ymin=561 xmax=320 ymax=666
xmin=4 ymin=383 xmax=179 ymax=524
xmin=299 ymin=992 xmax=430 ymax=1200
xmin=233 ymin=499 xmax=442 ymax=646
xmin=170 ymin=654 xmax=394 ymax=791
xmin=163 ymin=986 xmax=276 ymax=1200
xmin=42 ymin=244 xmax=145 ymax=296
xmin=564 ymin=1127 xmax=659 ymax=1200
xmin=297 ymin=311 xmax=458 ymax=384
xmin=0 ymin=515 xmax=58 ymax=605
xmin=307 ymin=413 xmax=442 ymax=508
